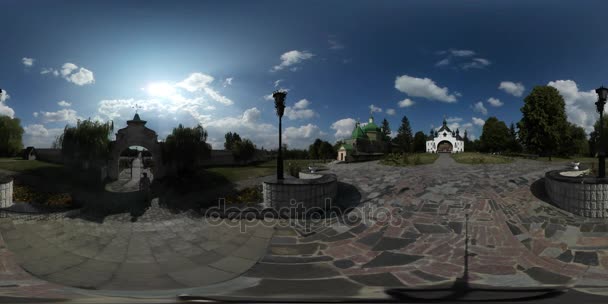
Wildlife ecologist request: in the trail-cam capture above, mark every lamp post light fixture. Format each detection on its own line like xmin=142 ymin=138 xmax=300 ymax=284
xmin=595 ymin=86 xmax=608 ymax=178
xmin=273 ymin=90 xmax=287 ymax=180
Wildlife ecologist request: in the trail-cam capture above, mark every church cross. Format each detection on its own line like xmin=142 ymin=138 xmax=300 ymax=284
xmin=132 ymin=103 xmax=142 ymax=114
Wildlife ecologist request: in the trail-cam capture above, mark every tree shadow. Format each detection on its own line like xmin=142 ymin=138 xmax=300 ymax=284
xmin=530 ymin=177 xmax=561 ymax=208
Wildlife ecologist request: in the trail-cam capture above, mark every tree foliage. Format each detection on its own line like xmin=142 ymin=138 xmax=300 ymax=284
xmin=588 ymin=118 xmax=608 ymax=157
xmin=508 ymin=123 xmax=523 ymax=153
xmin=394 ymin=115 xmax=413 ymax=152
xmin=381 ymin=119 xmax=391 ymax=141
xmin=413 ymin=131 xmax=426 ymax=153
xmin=309 ymin=138 xmax=335 ymax=160
xmin=59 ymin=119 xmax=113 ymax=167
xmin=232 ymin=138 xmax=256 ymax=162
xmin=0 ymin=115 xmax=23 ymax=157
xmin=224 ymin=132 xmax=242 ymax=150
xmin=517 ymin=86 xmax=569 ymax=158
xmin=479 ymin=117 xmax=510 ymax=153
xmin=163 ymin=124 xmax=211 ymax=175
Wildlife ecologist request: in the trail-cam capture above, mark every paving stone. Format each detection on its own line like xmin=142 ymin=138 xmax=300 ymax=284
xmin=556 ymin=250 xmax=574 ymax=263
xmin=244 ymin=262 xmax=340 ymax=279
xmin=349 ymin=273 xmax=403 ymax=286
xmin=333 ymin=259 xmax=355 ymax=269
xmin=363 ymin=252 xmax=423 ymax=268
xmin=524 ymin=267 xmax=572 ymax=285
xmin=448 ymin=222 xmax=463 ymax=234
xmin=414 ymin=223 xmax=450 ymax=234
xmin=233 ymin=278 xmax=361 ymax=297
xmin=371 ymin=237 xmax=416 ymax=251
xmin=573 ymin=251 xmax=599 ymax=266
xmin=411 ymin=270 xmax=448 ymax=282
xmin=262 ymin=255 xmax=333 ymax=264
xmin=356 ymin=230 xmax=384 ymax=247
xmin=270 ymin=243 xmax=319 ymax=255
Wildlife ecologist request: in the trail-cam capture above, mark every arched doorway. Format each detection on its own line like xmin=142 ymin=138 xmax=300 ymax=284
xmin=437 ymin=140 xmax=453 ymax=153
xmin=107 ymin=114 xmax=164 ymax=181
xmin=118 ymin=146 xmax=155 ymax=181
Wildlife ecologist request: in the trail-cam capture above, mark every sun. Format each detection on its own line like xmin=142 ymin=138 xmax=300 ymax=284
xmin=146 ymin=82 xmax=175 ymax=97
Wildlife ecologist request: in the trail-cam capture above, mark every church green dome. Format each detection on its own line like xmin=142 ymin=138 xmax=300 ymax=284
xmin=362 ymin=121 xmax=380 ymax=133
xmin=351 ymin=124 xmax=368 ymax=139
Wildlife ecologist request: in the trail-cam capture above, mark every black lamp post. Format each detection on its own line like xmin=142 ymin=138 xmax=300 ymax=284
xmin=595 ymin=86 xmax=608 ymax=178
xmin=273 ymin=90 xmax=287 ymax=180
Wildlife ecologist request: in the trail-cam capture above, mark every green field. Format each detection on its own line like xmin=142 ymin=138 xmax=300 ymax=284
xmin=205 ymin=159 xmax=330 ymax=182
xmin=451 ymin=152 xmax=514 ymax=164
xmin=380 ymin=153 xmax=439 ymax=167
xmin=0 ymin=158 xmax=63 ymax=173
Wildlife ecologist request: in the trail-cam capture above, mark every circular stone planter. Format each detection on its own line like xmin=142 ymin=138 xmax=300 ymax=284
xmin=545 ymin=169 xmax=608 ymax=218
xmin=0 ymin=176 xmax=13 ymax=209
xmin=262 ymin=173 xmax=338 ymax=216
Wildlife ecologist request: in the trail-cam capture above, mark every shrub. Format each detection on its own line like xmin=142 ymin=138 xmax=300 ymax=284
xmin=287 ymin=162 xmax=301 ymax=178
xmin=224 ymin=186 xmax=262 ymax=204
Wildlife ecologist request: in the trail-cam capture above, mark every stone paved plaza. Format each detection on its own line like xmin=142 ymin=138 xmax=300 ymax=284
xmin=2 ymin=154 xmax=608 ymax=299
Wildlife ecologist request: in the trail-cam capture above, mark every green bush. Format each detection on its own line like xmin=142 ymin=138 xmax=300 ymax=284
xmin=287 ymin=162 xmax=301 ymax=178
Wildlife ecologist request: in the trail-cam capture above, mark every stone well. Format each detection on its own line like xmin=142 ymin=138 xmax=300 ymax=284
xmin=545 ymin=170 xmax=608 ymax=218
xmin=262 ymin=173 xmax=338 ymax=214
xmin=0 ymin=176 xmax=13 ymax=208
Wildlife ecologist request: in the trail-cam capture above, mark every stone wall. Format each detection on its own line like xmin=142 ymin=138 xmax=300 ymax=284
xmin=545 ymin=170 xmax=608 ymax=218
xmin=0 ymin=177 xmax=13 ymax=209
xmin=262 ymin=174 xmax=338 ymax=214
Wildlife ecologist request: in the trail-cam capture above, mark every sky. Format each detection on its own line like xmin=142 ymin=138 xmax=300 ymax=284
xmin=2 ymin=0 xmax=608 ymax=149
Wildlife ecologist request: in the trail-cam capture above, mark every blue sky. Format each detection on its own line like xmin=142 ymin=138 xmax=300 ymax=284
xmin=1 ymin=0 xmax=607 ymax=149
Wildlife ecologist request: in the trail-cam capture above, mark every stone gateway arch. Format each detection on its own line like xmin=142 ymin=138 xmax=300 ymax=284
xmin=107 ymin=114 xmax=165 ymax=180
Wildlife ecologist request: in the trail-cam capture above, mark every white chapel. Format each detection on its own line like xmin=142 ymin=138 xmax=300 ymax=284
xmin=426 ymin=118 xmax=465 ymax=153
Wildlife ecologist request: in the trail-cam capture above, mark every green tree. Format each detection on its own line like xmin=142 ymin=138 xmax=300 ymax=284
xmin=588 ymin=118 xmax=608 ymax=157
xmin=413 ymin=131 xmax=426 ymax=153
xmin=381 ymin=119 xmax=391 ymax=141
xmin=0 ymin=115 xmax=24 ymax=157
xmin=59 ymin=119 xmax=113 ymax=168
xmin=319 ymin=141 xmax=335 ymax=160
xmin=480 ymin=117 xmax=510 ymax=153
xmin=232 ymin=138 xmax=256 ymax=162
xmin=308 ymin=138 xmax=322 ymax=159
xmin=163 ymin=124 xmax=211 ymax=175
xmin=561 ymin=123 xmax=588 ymax=157
xmin=518 ymin=86 xmax=569 ymax=160
xmin=394 ymin=115 xmax=413 ymax=153
xmin=224 ymin=132 xmax=242 ymax=150
xmin=508 ymin=123 xmax=523 ymax=153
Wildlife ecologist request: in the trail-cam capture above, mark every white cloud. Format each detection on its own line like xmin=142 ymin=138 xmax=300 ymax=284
xmin=176 ymin=73 xmax=233 ymax=105
xmin=283 ymin=124 xmax=326 ymax=148
xmin=446 ymin=117 xmax=462 ymax=123
xmin=472 ymin=101 xmax=488 ymax=115
xmin=61 ymin=63 xmax=78 ymax=77
xmin=33 ymin=112 xmax=39 ymax=117
xmin=272 ymin=50 xmax=314 ymax=71
xmin=548 ymin=79 xmax=598 ymax=133
xmin=37 ymin=109 xmax=79 ymax=123
xmin=369 ymin=104 xmax=382 ymax=113
xmin=285 ymin=99 xmax=317 ymax=120
xmin=487 ymin=97 xmax=503 ymax=107
xmin=386 ymin=108 xmax=396 ymax=116
xmin=328 ymin=38 xmax=344 ymax=50
xmin=274 ymin=79 xmax=283 ymax=87
xmin=22 ymin=57 xmax=34 ymax=67
xmin=395 ymin=75 xmax=457 ymax=103
xmin=40 ymin=68 xmax=59 ymax=76
xmin=222 ymin=77 xmax=233 ymax=87
xmin=498 ymin=81 xmax=525 ymax=97
xmin=331 ymin=118 xmax=357 ymax=139
xmin=0 ymin=90 xmax=14 ymax=118
xmin=398 ymin=98 xmax=415 ymax=107
xmin=472 ymin=117 xmax=485 ymax=126
xmin=57 ymin=100 xmax=71 ymax=107
xmin=462 ymin=58 xmax=491 ymax=70
xmin=435 ymin=58 xmax=450 ymax=67
xmin=22 ymin=124 xmax=63 ymax=148
xmin=450 ymin=49 xmax=475 ymax=57
xmin=204 ymin=107 xmax=277 ymax=149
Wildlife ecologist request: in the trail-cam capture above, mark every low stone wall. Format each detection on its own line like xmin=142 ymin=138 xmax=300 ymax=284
xmin=545 ymin=170 xmax=608 ymax=218
xmin=263 ymin=174 xmax=338 ymax=214
xmin=0 ymin=176 xmax=13 ymax=208
xmin=36 ymin=149 xmax=63 ymax=164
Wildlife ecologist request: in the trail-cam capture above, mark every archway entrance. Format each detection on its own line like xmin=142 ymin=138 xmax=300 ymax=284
xmin=118 ymin=146 xmax=154 ymax=181
xmin=107 ymin=113 xmax=165 ymax=182
xmin=437 ymin=141 xmax=453 ymax=153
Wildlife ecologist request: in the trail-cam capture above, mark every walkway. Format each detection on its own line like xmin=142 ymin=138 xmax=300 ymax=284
xmin=1 ymin=156 xmax=608 ymax=299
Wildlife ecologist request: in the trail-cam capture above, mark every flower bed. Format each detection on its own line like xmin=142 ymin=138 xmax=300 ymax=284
xmin=13 ymin=184 xmax=73 ymax=207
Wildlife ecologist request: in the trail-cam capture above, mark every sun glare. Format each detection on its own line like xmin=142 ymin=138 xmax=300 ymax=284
xmin=146 ymin=82 xmax=175 ymax=97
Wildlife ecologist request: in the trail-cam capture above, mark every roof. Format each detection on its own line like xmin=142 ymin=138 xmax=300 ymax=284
xmin=351 ymin=124 xmax=368 ymax=139
xmin=362 ymin=115 xmax=381 ymax=133
xmin=339 ymin=143 xmax=354 ymax=151
xmin=437 ymin=118 xmax=451 ymax=133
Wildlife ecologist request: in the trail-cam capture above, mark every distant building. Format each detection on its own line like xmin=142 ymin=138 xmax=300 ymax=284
xmin=22 ymin=147 xmax=36 ymax=160
xmin=426 ymin=118 xmax=464 ymax=153
xmin=337 ymin=114 xmax=390 ymax=162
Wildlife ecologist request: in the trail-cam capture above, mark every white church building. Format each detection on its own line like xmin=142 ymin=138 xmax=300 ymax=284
xmin=426 ymin=118 xmax=465 ymax=153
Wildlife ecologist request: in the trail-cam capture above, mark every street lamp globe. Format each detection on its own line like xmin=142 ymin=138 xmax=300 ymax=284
xmin=273 ymin=90 xmax=287 ymax=117
xmin=596 ymin=86 xmax=608 ymax=114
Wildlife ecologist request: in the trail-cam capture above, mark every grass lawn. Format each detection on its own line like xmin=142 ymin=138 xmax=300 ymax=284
xmin=204 ymin=159 xmax=331 ymax=182
xmin=380 ymin=153 xmax=439 ymax=167
xmin=0 ymin=158 xmax=63 ymax=173
xmin=451 ymin=152 xmax=514 ymax=164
